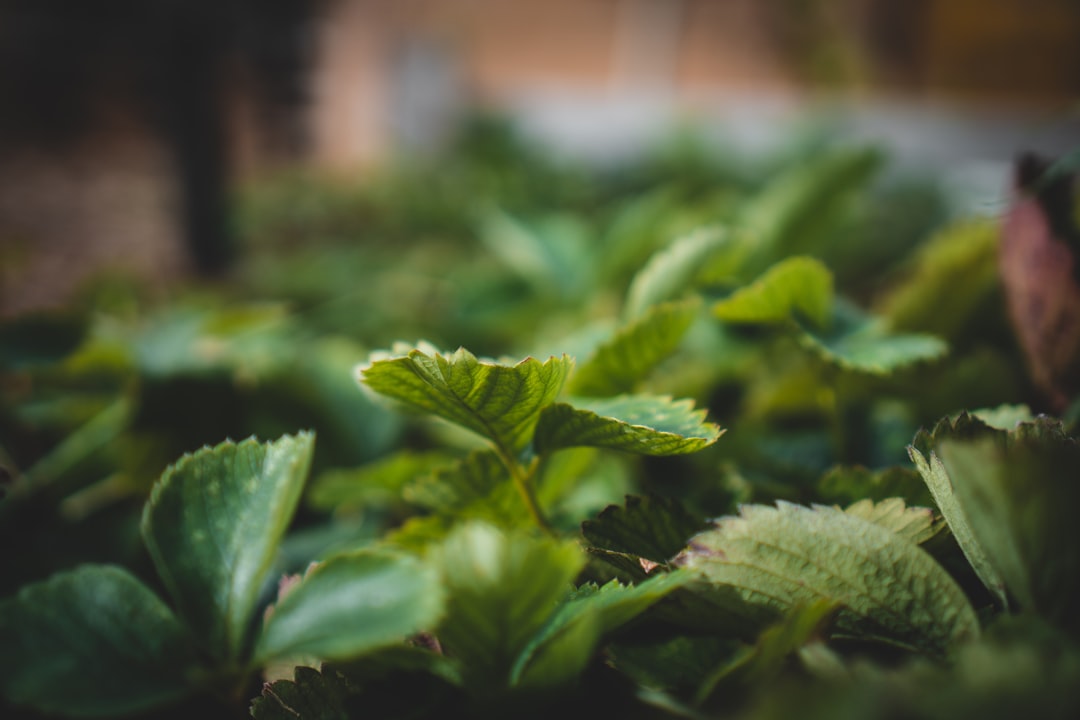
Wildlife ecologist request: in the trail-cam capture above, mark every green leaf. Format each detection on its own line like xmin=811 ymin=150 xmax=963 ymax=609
xmin=306 ymin=450 xmax=455 ymax=513
xmin=255 ymin=551 xmax=444 ymax=664
xmin=478 ymin=208 xmax=592 ymax=298
xmin=569 ymin=299 xmax=700 ymax=396
xmin=677 ymin=502 xmax=979 ymax=656
xmin=934 ymin=418 xmax=1080 ymax=638
xmin=141 ymin=432 xmax=315 ymax=662
xmin=403 ymin=450 xmax=509 ymax=512
xmin=607 ymin=635 xmax=741 ymax=694
xmin=696 ymin=599 xmax=839 ymax=704
xmin=432 ymin=523 xmax=585 ymax=690
xmin=537 ymin=447 xmax=635 ymax=531
xmin=270 ymin=647 xmax=467 ymax=720
xmin=0 ymin=565 xmax=194 ymax=717
xmin=512 ymin=606 xmax=601 ymax=691
xmin=970 ymin=404 xmax=1034 ymax=431
xmin=878 ymin=219 xmax=1001 ymax=340
xmin=359 ymin=344 xmax=572 ymax=455
xmin=799 ymin=300 xmax=947 ymax=375
xmin=512 ymin=573 xmax=692 ymax=688
xmin=816 ymin=465 xmax=935 ymax=508
xmin=738 ymin=147 xmax=882 ymax=269
xmin=842 ymin=498 xmax=944 ymax=546
xmin=582 ymin=495 xmax=708 ymax=581
xmin=712 ymin=256 xmax=833 ymax=329
xmin=624 ymin=226 xmax=734 ymax=319
xmin=534 ymin=395 xmax=722 ymax=456
xmin=908 ymin=415 xmax=1009 ymax=609
xmin=250 ymin=665 xmax=354 ymax=720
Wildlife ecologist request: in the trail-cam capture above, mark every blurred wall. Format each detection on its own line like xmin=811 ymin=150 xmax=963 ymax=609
xmin=308 ymin=0 xmax=1080 ymax=167
xmin=1 ymin=0 xmax=1078 ymax=315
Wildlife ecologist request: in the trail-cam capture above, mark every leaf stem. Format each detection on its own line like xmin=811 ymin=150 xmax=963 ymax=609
xmin=493 ymin=446 xmax=552 ymax=534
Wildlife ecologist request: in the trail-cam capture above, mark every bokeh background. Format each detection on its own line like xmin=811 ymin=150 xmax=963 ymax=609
xmin=1 ymin=0 xmax=1078 ymax=316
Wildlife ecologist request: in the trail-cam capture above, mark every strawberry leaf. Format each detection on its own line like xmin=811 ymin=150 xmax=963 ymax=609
xmin=0 ymin=565 xmax=194 ymax=717
xmin=908 ymin=413 xmax=1010 ymax=608
xmin=569 ymin=299 xmax=700 ymax=397
xmin=625 ymin=226 xmax=733 ymax=319
xmin=842 ymin=498 xmax=944 ymax=546
xmin=431 ymin=523 xmax=585 ymax=691
xmin=712 ymin=256 xmax=833 ymax=329
xmin=534 ymin=395 xmax=722 ymax=456
xmin=677 ymin=502 xmax=979 ymax=657
xmin=141 ymin=432 xmax=314 ymax=662
xmin=359 ymin=345 xmax=571 ymax=456
xmin=512 ymin=572 xmax=691 ymax=688
xmin=582 ymin=495 xmax=708 ymax=581
xmin=255 ymin=551 xmax=443 ymax=664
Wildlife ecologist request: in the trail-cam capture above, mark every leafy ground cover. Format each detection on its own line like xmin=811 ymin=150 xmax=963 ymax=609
xmin=2 ymin=118 xmax=1079 ymax=718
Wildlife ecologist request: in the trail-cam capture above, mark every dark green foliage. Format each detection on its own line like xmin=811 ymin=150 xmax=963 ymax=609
xmin=0 ymin=566 xmax=194 ymax=717
xmin=2 ymin=124 xmax=1077 ymax=718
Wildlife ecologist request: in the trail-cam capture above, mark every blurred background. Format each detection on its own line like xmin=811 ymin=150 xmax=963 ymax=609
xmin=1 ymin=0 xmax=1078 ymax=314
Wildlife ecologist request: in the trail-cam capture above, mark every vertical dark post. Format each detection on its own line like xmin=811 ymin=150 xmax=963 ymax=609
xmin=149 ymin=1 xmax=235 ymax=276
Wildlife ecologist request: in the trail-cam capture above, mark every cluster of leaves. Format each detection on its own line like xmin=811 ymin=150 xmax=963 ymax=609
xmin=3 ymin=119 xmax=1078 ymax=718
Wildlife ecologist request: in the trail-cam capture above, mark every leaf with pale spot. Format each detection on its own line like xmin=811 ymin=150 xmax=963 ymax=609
xmin=141 ymin=432 xmax=314 ymax=662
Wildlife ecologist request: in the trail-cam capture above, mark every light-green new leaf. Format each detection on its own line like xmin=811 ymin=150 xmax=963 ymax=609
xmin=255 ymin=551 xmax=443 ymax=664
xmin=0 ymin=565 xmax=195 ymax=717
xmin=625 ymin=226 xmax=734 ymax=319
xmin=432 ymin=523 xmax=585 ymax=691
xmin=141 ymin=432 xmax=315 ymax=662
xmin=677 ymin=502 xmax=979 ymax=657
xmin=512 ymin=572 xmax=691 ymax=688
xmin=800 ymin=322 xmax=947 ymax=375
xmin=359 ymin=344 xmax=571 ymax=455
xmin=534 ymin=395 xmax=722 ymax=456
xmin=570 ymin=298 xmax=700 ymax=397
xmin=712 ymin=256 xmax=833 ymax=329
xmin=403 ymin=450 xmax=525 ymax=526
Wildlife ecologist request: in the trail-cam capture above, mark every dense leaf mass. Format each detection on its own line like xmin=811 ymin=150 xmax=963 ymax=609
xmin=2 ymin=126 xmax=1077 ymax=719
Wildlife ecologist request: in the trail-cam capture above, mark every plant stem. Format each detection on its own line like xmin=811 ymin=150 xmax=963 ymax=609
xmin=494 ymin=446 xmax=552 ymax=534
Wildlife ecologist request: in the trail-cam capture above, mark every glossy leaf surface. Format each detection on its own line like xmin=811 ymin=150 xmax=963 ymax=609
xmin=534 ymin=395 xmax=722 ymax=456
xmin=141 ymin=432 xmax=314 ymax=661
xmin=256 ymin=551 xmax=443 ymax=663
xmin=360 ymin=345 xmax=571 ymax=454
